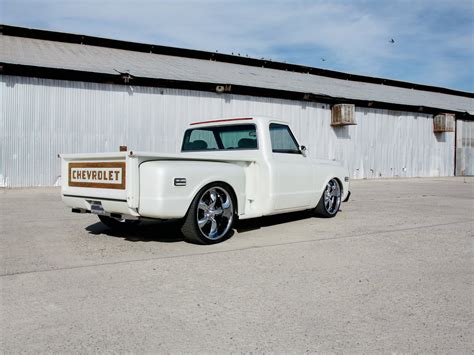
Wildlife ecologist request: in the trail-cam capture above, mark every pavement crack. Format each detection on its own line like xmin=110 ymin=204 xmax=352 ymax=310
xmin=1 ymin=219 xmax=472 ymax=278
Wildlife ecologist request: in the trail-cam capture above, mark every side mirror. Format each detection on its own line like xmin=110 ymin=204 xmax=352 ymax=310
xmin=300 ymin=145 xmax=307 ymax=157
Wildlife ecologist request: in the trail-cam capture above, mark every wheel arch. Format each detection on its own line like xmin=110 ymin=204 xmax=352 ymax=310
xmin=187 ymin=180 xmax=239 ymax=216
xmin=318 ymin=174 xmax=343 ymax=196
xmin=332 ymin=176 xmax=344 ymax=195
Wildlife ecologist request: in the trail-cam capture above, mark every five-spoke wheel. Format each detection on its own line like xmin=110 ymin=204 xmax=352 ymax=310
xmin=182 ymin=183 xmax=236 ymax=244
xmin=315 ymin=178 xmax=342 ymax=218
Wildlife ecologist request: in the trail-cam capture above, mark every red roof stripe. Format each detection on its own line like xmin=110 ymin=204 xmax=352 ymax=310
xmin=190 ymin=117 xmax=253 ymax=125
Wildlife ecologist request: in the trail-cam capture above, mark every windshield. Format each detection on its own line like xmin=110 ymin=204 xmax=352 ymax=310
xmin=182 ymin=124 xmax=258 ymax=151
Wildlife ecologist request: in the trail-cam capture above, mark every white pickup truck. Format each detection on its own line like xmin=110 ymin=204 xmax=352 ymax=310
xmin=61 ymin=117 xmax=350 ymax=244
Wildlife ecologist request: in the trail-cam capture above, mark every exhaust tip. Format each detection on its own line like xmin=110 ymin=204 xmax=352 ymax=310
xmin=72 ymin=208 xmax=88 ymax=214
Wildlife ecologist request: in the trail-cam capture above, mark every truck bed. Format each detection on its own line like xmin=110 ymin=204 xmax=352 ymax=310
xmin=60 ymin=150 xmax=257 ymax=218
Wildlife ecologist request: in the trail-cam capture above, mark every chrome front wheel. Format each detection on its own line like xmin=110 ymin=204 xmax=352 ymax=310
xmin=315 ymin=178 xmax=342 ymax=218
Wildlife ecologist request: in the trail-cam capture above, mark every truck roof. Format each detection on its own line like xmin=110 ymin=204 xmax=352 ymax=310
xmin=189 ymin=116 xmax=288 ymax=127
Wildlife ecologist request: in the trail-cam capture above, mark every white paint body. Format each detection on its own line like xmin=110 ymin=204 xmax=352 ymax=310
xmin=60 ymin=117 xmax=350 ymax=220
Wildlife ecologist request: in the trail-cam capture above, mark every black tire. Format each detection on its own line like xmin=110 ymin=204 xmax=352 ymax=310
xmin=314 ymin=178 xmax=342 ymax=218
xmin=98 ymin=215 xmax=140 ymax=230
xmin=181 ymin=183 xmax=236 ymax=244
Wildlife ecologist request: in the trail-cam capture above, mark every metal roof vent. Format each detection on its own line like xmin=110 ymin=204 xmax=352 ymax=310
xmin=216 ymin=84 xmax=232 ymax=93
xmin=331 ymin=104 xmax=357 ymax=126
xmin=433 ymin=113 xmax=455 ymax=133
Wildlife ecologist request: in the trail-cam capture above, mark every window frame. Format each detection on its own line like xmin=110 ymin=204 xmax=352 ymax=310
xmin=181 ymin=123 xmax=259 ymax=152
xmin=269 ymin=123 xmax=302 ymax=154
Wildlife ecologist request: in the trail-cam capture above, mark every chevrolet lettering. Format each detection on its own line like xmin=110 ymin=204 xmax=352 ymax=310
xmin=68 ymin=162 xmax=125 ymax=189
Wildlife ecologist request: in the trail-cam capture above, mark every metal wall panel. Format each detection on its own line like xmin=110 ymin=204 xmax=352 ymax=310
xmin=1 ymin=75 xmax=455 ymax=187
xmin=456 ymin=120 xmax=474 ymax=176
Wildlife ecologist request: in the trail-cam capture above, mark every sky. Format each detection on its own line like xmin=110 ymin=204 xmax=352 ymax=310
xmin=1 ymin=0 xmax=473 ymax=92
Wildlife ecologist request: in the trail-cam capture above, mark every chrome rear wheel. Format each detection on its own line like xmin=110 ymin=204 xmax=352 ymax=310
xmin=196 ymin=187 xmax=234 ymax=240
xmin=182 ymin=183 xmax=236 ymax=244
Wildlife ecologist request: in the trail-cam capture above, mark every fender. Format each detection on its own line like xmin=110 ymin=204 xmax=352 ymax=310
xmin=138 ymin=160 xmax=246 ymax=219
xmin=311 ymin=163 xmax=350 ymax=207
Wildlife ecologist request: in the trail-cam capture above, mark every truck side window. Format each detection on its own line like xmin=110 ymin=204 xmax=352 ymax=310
xmin=269 ymin=123 xmax=301 ymax=154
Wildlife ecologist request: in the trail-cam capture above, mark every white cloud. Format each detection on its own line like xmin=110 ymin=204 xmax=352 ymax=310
xmin=2 ymin=0 xmax=473 ymax=90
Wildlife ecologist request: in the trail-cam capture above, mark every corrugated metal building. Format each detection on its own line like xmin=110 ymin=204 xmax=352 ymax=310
xmin=1 ymin=25 xmax=473 ymax=187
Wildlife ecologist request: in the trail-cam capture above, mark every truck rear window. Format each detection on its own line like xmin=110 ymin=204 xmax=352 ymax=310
xmin=182 ymin=124 xmax=258 ymax=151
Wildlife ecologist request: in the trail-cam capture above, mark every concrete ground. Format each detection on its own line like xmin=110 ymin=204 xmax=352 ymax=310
xmin=0 ymin=177 xmax=472 ymax=353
